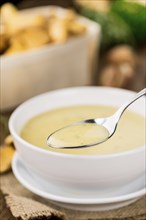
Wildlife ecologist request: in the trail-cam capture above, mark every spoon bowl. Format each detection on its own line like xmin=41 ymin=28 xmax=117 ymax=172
xmin=47 ymin=120 xmax=110 ymax=149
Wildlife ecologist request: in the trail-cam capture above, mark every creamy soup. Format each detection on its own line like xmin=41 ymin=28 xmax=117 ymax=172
xmin=21 ymin=105 xmax=145 ymax=155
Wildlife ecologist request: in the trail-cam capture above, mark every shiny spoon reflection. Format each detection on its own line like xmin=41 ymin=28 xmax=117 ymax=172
xmin=47 ymin=88 xmax=146 ymax=149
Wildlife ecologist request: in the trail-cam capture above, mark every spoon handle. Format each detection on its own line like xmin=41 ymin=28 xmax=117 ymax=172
xmin=112 ymin=88 xmax=146 ymax=122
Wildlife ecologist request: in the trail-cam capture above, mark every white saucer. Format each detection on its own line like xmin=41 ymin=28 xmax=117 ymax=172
xmin=12 ymin=153 xmax=146 ymax=211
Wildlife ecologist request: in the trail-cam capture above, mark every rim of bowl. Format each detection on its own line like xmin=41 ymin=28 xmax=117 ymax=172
xmin=9 ymin=86 xmax=146 ymax=159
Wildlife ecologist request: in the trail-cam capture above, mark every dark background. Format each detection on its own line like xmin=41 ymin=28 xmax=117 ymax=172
xmin=0 ymin=0 xmax=75 ymax=8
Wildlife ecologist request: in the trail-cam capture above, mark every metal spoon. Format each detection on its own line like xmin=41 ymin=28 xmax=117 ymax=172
xmin=47 ymin=88 xmax=146 ymax=149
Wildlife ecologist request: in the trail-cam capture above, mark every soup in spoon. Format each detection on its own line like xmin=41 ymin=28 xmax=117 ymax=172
xmin=48 ymin=123 xmax=109 ymax=148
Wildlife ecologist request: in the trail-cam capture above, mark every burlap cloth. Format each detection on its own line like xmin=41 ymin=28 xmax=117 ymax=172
xmin=0 ymin=172 xmax=145 ymax=220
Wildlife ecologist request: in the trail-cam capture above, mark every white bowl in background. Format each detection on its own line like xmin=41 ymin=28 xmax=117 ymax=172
xmin=0 ymin=6 xmax=100 ymax=111
xmin=9 ymin=87 xmax=145 ymax=194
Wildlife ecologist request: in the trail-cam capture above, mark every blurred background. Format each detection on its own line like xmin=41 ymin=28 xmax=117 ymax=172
xmin=0 ymin=0 xmax=146 ymax=140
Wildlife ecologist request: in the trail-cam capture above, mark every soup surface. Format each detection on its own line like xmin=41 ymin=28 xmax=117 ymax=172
xmin=21 ymin=105 xmax=145 ymax=155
